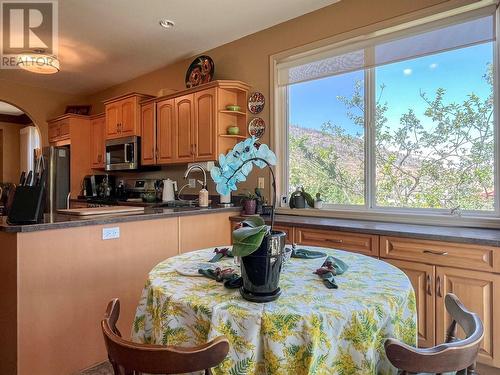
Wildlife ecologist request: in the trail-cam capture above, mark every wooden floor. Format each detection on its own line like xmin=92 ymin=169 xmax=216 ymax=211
xmin=76 ymin=362 xmax=113 ymax=375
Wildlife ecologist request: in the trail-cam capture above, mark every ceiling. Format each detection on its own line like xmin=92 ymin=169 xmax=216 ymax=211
xmin=0 ymin=0 xmax=339 ymax=96
xmin=0 ymin=101 xmax=24 ymax=115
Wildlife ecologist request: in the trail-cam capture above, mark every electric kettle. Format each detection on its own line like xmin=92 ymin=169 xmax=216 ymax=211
xmin=162 ymin=179 xmax=177 ymax=202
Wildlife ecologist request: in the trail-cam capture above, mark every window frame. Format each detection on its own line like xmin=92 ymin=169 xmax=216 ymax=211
xmin=271 ymin=2 xmax=500 ymax=226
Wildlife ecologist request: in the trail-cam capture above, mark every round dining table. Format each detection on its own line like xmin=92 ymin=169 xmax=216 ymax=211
xmin=131 ymin=246 xmax=417 ymax=375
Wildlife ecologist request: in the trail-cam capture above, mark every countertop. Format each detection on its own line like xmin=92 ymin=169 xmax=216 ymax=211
xmin=1 ymin=205 xmax=240 ymax=233
xmin=230 ymin=214 xmax=500 ymax=247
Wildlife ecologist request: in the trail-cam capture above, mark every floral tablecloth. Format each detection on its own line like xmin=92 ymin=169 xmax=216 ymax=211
xmin=131 ymin=246 xmax=416 ymax=375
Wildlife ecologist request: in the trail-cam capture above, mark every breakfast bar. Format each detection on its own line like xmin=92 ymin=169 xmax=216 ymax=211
xmin=0 ymin=207 xmax=238 ymax=375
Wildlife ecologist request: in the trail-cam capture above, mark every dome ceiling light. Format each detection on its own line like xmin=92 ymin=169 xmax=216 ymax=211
xmin=17 ymin=49 xmax=60 ymax=74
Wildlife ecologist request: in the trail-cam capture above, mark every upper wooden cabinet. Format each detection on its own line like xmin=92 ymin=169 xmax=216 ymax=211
xmin=174 ymin=94 xmax=196 ymax=163
xmin=194 ymin=88 xmax=217 ymax=161
xmin=47 ymin=114 xmax=92 ymax=198
xmin=103 ymin=93 xmax=153 ymax=140
xmin=48 ymin=116 xmax=71 ymax=144
xmin=90 ymin=114 xmax=105 ymax=169
xmin=140 ymin=103 xmax=156 ymax=166
xmin=144 ymin=80 xmax=250 ymax=166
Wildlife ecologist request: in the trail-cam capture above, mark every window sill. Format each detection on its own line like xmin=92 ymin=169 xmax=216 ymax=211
xmin=275 ymin=207 xmax=500 ymax=229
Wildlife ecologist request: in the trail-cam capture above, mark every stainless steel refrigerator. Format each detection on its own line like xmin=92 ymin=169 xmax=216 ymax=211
xmin=42 ymin=146 xmax=70 ymax=213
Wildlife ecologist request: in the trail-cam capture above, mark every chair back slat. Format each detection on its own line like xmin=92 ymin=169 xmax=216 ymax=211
xmin=385 ymin=293 xmax=484 ymax=374
xmin=101 ymin=299 xmax=229 ymax=375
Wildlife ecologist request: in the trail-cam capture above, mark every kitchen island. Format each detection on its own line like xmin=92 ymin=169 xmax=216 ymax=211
xmin=0 ymin=206 xmax=239 ymax=375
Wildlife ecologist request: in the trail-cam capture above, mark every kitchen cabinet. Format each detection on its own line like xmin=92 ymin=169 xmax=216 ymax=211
xmin=47 ymin=114 xmax=92 ymax=198
xmin=436 ymin=267 xmax=500 ymax=367
xmin=175 ymin=94 xmax=196 ymax=162
xmin=48 ymin=117 xmax=70 ymax=144
xmin=157 ymin=99 xmax=175 ymax=164
xmin=90 ymin=114 xmax=105 ymax=169
xmin=104 ymin=93 xmax=153 ymax=140
xmin=194 ymin=88 xmax=216 ymax=161
xmin=140 ymin=103 xmax=155 ymax=165
xmin=140 ymin=81 xmax=250 ymax=166
xmin=384 ymin=259 xmax=436 ymax=348
xmin=295 ymin=227 xmax=379 ymax=257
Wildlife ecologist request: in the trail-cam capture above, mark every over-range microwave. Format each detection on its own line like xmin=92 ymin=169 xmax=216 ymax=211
xmin=105 ymin=136 xmax=140 ymax=171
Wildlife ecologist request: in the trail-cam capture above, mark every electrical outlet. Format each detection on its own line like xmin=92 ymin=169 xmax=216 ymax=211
xmin=102 ymin=227 xmax=120 ymax=240
xmin=189 ymin=178 xmax=196 ymax=188
xmin=258 ymin=177 xmax=265 ymax=189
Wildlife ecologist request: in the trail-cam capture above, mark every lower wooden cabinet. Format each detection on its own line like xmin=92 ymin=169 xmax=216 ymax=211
xmin=436 ymin=267 xmax=500 ymax=367
xmin=295 ymin=227 xmax=379 ymax=257
xmin=384 ymin=259 xmax=436 ymax=348
xmin=273 ymin=225 xmax=294 ymax=245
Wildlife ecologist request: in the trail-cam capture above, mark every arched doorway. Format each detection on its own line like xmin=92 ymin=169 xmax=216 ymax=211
xmin=0 ymin=100 xmax=40 ymax=184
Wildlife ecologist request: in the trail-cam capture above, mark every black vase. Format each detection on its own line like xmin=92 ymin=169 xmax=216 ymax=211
xmin=239 ymin=230 xmax=286 ymax=302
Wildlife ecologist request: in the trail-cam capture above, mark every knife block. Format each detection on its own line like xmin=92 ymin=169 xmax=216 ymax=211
xmin=7 ymin=184 xmax=46 ymax=224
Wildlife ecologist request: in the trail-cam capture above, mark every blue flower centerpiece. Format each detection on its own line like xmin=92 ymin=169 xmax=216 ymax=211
xmin=210 ymin=137 xmax=285 ymax=303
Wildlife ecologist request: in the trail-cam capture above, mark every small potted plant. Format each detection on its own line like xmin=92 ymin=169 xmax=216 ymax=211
xmin=240 ymin=191 xmax=257 ymax=215
xmin=211 ymin=137 xmax=285 ymax=302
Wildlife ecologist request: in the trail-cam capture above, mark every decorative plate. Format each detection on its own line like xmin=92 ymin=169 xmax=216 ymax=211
xmin=248 ymin=91 xmax=265 ymax=114
xmin=185 ymin=55 xmax=215 ymax=88
xmin=248 ymin=117 xmax=266 ymax=138
xmin=175 ymin=262 xmax=217 ymax=277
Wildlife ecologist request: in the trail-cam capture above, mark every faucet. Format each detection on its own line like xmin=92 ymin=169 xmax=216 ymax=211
xmin=184 ymin=164 xmax=207 ymax=188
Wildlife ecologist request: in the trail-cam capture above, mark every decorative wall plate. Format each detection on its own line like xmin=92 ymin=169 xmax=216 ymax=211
xmin=248 ymin=117 xmax=266 ymax=138
xmin=185 ymin=55 xmax=215 ymax=88
xmin=248 ymin=91 xmax=265 ymax=114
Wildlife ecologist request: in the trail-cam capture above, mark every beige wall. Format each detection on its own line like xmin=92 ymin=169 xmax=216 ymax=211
xmin=0 ymin=80 xmax=83 ymax=146
xmin=0 ymin=121 xmax=24 ymax=183
xmin=85 ymin=0 xmax=474 ymax=198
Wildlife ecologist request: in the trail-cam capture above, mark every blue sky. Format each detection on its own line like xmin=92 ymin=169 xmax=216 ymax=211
xmin=289 ymin=43 xmax=493 ymax=135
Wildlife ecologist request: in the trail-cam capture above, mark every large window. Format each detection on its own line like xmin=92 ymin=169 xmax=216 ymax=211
xmin=281 ymin=9 xmax=497 ymax=216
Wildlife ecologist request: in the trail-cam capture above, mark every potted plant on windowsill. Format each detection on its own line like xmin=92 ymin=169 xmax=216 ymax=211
xmin=211 ymin=137 xmax=285 ymax=302
xmin=240 ymin=191 xmax=258 ymax=215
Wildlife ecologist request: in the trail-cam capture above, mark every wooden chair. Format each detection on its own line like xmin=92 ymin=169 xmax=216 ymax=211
xmin=385 ymin=293 xmax=484 ymax=375
xmin=101 ymin=298 xmax=229 ymax=375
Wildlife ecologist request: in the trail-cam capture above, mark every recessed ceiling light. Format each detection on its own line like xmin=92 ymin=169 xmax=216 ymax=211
xmin=159 ymin=19 xmax=175 ymax=29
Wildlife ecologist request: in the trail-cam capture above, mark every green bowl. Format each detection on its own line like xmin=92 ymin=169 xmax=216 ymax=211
xmin=226 ymin=105 xmax=241 ymax=112
xmin=227 ymin=126 xmax=240 ymax=135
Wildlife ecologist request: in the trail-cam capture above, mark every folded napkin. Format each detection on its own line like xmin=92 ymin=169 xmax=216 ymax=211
xmin=208 ymin=247 xmax=234 ymax=263
xmin=291 ymin=247 xmax=326 ymax=259
xmin=198 ymin=267 xmax=241 ymax=289
xmin=314 ymin=256 xmax=348 ymax=289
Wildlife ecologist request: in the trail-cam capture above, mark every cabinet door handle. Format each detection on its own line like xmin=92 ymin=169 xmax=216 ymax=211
xmin=426 ymin=274 xmax=432 ymax=296
xmin=423 ymin=249 xmax=448 ymax=256
xmin=325 ymin=238 xmax=343 ymax=243
xmin=436 ymin=275 xmax=442 ymax=297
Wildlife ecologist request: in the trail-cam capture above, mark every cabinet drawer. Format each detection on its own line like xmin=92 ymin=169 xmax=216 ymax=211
xmin=381 ymin=236 xmax=500 ymax=273
xmin=295 ymin=228 xmax=379 ymax=257
xmin=273 ymin=225 xmax=293 ymax=245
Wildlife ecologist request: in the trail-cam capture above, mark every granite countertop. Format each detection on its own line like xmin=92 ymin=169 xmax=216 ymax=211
xmin=230 ymin=214 xmax=500 ymax=247
xmin=1 ymin=205 xmax=241 ymax=233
